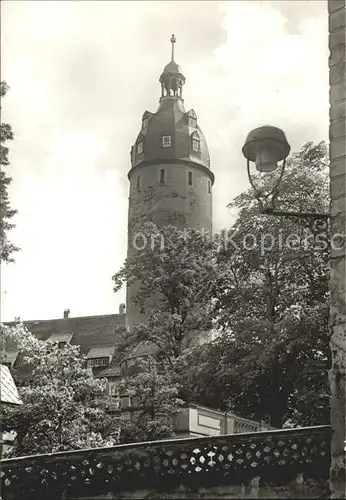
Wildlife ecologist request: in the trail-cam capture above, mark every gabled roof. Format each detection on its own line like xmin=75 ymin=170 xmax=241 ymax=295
xmin=0 ymin=364 xmax=22 ymax=406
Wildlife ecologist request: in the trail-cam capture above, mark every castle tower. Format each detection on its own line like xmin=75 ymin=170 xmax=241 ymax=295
xmin=126 ymin=36 xmax=214 ymax=328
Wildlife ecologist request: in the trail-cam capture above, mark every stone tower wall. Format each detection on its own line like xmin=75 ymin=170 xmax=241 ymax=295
xmin=126 ymin=160 xmax=213 ymax=328
xmin=128 ymin=161 xmax=213 ymax=234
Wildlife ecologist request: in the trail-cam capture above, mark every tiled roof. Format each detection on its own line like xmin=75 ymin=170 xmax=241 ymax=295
xmin=48 ymin=333 xmax=73 ymax=343
xmin=6 ymin=314 xmax=126 ymax=356
xmin=0 ymin=364 xmax=22 ymax=406
xmin=93 ymin=360 xmax=121 ymax=378
xmin=87 ymin=346 xmax=115 ymax=359
xmin=5 ymin=314 xmax=126 ymax=380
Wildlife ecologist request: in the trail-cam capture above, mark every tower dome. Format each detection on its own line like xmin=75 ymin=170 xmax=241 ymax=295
xmin=162 ymin=60 xmax=182 ymax=74
xmin=129 ymin=35 xmax=212 ymax=176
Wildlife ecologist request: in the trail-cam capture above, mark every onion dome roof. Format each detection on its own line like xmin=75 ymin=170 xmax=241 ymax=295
xmin=162 ymin=60 xmax=183 ymax=75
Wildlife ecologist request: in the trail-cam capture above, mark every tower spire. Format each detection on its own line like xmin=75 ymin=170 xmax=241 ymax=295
xmin=159 ymin=35 xmax=185 ymax=100
xmin=170 ymin=34 xmax=176 ymax=61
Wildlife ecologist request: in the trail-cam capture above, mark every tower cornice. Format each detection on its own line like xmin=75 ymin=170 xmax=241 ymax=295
xmin=128 ymin=158 xmax=215 ymax=185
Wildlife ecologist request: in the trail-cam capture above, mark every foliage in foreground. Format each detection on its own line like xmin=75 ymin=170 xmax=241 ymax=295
xmin=1 ymin=324 xmax=182 ymax=456
xmin=115 ymin=357 xmax=184 ymax=443
xmin=113 ymin=142 xmax=331 ymax=429
xmin=113 ymin=223 xmax=218 ymax=364
xmin=0 ymin=82 xmax=18 ymax=263
xmin=180 ymin=141 xmax=330 ymax=428
xmin=1 ymin=324 xmax=120 ymax=456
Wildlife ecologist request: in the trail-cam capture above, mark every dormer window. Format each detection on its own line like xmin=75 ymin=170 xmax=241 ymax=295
xmin=87 ymin=357 xmax=110 ymax=368
xmin=192 ymin=138 xmax=200 ymax=152
xmin=187 ymin=109 xmax=197 ymax=127
xmin=191 ymin=131 xmax=200 ymax=152
xmin=137 ymin=141 xmax=143 ymax=154
xmin=86 ymin=347 xmax=113 ymax=368
xmin=162 ymin=135 xmax=171 ymax=148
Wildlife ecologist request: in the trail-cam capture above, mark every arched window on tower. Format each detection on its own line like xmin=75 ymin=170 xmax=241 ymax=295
xmin=191 ymin=131 xmax=200 ymax=153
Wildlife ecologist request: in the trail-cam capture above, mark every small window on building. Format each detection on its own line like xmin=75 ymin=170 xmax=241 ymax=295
xmin=160 ymin=168 xmax=165 ymax=184
xmin=58 ymin=341 xmax=66 ymax=349
xmin=136 ymin=175 xmax=140 ymax=189
xmin=162 ymin=135 xmax=171 ymax=148
xmin=87 ymin=359 xmax=94 ymax=368
xmin=192 ymin=138 xmax=200 ymax=152
xmin=208 ymin=180 xmax=211 ymax=194
xmin=137 ymin=141 xmax=143 ymax=154
xmin=140 ymin=305 xmax=145 ymax=314
xmin=95 ymin=358 xmax=101 ymax=367
xmin=102 ymin=358 xmax=108 ymax=366
xmin=191 ymin=131 xmax=200 ymax=153
xmin=188 ymin=171 xmax=193 ymax=186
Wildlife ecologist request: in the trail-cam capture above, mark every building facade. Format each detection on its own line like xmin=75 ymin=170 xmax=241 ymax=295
xmin=328 ymin=1 xmax=346 ymax=497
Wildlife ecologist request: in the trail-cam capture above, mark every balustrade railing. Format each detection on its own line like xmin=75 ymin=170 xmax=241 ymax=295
xmin=0 ymin=425 xmax=331 ymax=500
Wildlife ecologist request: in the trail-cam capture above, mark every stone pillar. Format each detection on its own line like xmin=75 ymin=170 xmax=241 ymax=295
xmin=328 ymin=1 xmax=346 ymax=498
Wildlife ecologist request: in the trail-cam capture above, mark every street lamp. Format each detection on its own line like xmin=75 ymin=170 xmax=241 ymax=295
xmin=242 ymin=125 xmax=329 ymax=220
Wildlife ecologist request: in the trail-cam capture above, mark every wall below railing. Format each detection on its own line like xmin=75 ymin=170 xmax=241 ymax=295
xmin=0 ymin=425 xmax=331 ymax=499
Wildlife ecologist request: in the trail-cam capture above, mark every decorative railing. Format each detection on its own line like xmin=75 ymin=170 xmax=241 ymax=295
xmin=231 ymin=414 xmax=275 ymax=434
xmin=233 ymin=418 xmax=261 ymax=434
xmin=0 ymin=425 xmax=331 ymax=500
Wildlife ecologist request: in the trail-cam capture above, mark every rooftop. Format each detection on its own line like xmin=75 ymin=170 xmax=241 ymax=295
xmin=0 ymin=364 xmax=22 ymax=406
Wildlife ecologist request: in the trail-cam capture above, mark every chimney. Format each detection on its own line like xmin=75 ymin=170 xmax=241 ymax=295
xmin=63 ymin=309 xmax=70 ymax=319
xmin=119 ymin=303 xmax=126 ymax=315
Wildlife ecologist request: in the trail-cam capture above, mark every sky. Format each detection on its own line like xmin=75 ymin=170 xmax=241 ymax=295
xmin=1 ymin=0 xmax=329 ymax=322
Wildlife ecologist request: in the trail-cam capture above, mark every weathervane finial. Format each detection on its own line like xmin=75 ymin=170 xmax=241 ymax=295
xmin=170 ymin=34 xmax=176 ymax=61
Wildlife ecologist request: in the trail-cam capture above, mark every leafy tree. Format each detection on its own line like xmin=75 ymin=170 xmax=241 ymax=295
xmin=1 ymin=324 xmax=185 ymax=454
xmin=1 ymin=324 xmax=121 ymax=456
xmin=115 ymin=357 xmax=184 ymax=443
xmin=0 ymin=82 xmax=18 ymax=262
xmin=180 ymin=142 xmax=330 ymax=428
xmin=113 ymin=222 xmax=217 ymax=365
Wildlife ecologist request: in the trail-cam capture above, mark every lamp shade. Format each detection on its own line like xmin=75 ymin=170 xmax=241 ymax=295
xmin=242 ymin=126 xmax=291 ymax=173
